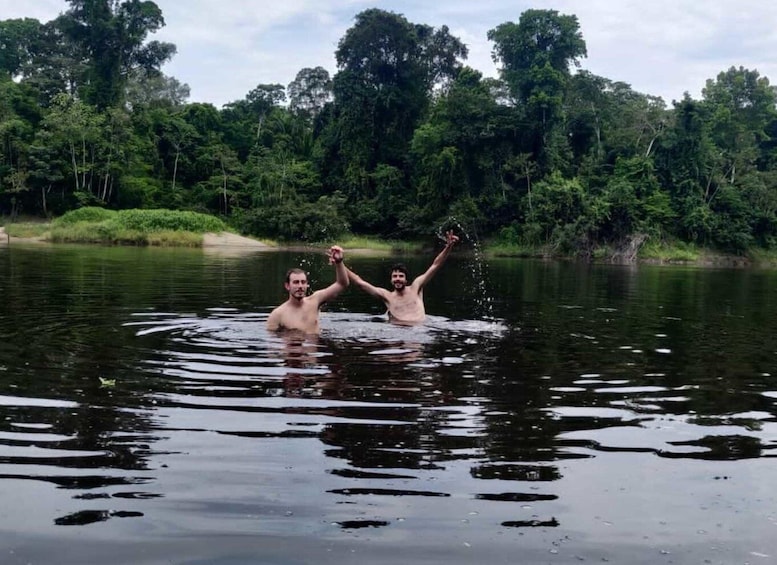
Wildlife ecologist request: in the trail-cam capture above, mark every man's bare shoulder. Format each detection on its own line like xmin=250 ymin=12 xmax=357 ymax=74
xmin=406 ymin=281 xmax=425 ymax=295
xmin=270 ymin=301 xmax=291 ymax=314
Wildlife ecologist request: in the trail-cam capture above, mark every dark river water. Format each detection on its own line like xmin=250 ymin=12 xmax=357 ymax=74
xmin=1 ymin=243 xmax=776 ymax=564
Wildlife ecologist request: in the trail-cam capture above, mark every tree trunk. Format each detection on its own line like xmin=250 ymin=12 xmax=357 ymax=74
xmin=172 ymin=148 xmax=180 ymax=191
xmin=70 ymin=141 xmax=80 ymax=191
xmin=221 ymin=158 xmax=228 ymax=214
xmin=81 ymin=136 xmax=87 ymax=193
xmin=41 ymin=185 xmax=49 ymax=217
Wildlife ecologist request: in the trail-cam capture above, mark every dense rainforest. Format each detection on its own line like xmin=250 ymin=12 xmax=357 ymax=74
xmin=2 ymin=1 xmax=777 ymax=256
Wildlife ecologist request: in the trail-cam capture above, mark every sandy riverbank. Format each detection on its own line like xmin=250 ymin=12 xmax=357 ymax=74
xmin=0 ymin=226 xmax=46 ymax=245
xmin=0 ymin=226 xmax=270 ymax=249
xmin=201 ymin=231 xmax=270 ymax=248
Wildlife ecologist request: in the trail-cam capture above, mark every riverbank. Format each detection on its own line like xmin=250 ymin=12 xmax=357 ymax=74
xmin=0 ymin=225 xmax=46 ymax=244
xmin=0 ymin=221 xmax=409 ymax=255
xmin=201 ymin=231 xmax=271 ymax=249
xmin=487 ymin=238 xmax=775 ymax=267
xmin=3 ymin=224 xmax=773 ymax=267
xmin=0 ymin=225 xmax=271 ymax=249
xmin=0 ymin=226 xmax=390 ymax=256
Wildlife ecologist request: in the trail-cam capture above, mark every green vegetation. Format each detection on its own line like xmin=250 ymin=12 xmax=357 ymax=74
xmin=53 ymin=207 xmax=117 ymax=225
xmin=338 ymin=236 xmax=421 ymax=253
xmin=8 ymin=207 xmax=228 ymax=246
xmin=484 ymin=242 xmax=546 ymax=258
xmin=3 ymin=3 xmax=777 ymax=261
xmin=52 ymin=207 xmax=226 ymax=232
xmin=3 ymin=222 xmax=49 ymax=238
xmin=47 ymin=224 xmax=204 ymax=247
xmin=638 ymin=240 xmax=701 ymax=263
xmin=745 ymin=248 xmax=777 ymax=267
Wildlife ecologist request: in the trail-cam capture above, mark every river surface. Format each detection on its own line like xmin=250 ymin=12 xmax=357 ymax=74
xmin=1 ymin=243 xmax=776 ymax=564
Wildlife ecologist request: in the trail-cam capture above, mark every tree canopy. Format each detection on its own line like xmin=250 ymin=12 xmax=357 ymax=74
xmin=3 ymin=5 xmax=777 ymax=254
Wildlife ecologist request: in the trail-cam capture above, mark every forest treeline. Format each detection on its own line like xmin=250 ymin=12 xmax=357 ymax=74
xmin=2 ymin=1 xmax=777 ymax=255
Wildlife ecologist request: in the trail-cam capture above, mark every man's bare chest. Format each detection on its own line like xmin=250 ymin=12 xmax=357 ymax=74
xmin=389 ymin=291 xmax=423 ymax=312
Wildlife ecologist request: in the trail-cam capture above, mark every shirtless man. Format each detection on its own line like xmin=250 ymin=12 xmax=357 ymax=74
xmin=266 ymin=246 xmax=348 ymax=334
xmin=347 ymin=230 xmax=459 ymax=325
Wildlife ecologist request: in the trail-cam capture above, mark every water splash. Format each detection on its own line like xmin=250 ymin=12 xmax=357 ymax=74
xmin=436 ymin=216 xmax=495 ymax=319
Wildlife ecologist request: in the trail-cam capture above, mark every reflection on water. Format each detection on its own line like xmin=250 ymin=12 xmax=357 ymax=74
xmin=1 ymin=246 xmax=777 ymax=563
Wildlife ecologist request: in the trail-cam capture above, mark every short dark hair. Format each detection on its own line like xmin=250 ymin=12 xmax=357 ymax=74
xmin=285 ymin=268 xmax=307 ymax=283
xmin=391 ymin=263 xmax=408 ymax=276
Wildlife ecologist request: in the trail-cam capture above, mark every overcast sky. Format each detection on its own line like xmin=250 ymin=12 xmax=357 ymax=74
xmin=3 ymin=1 xmax=777 ymax=108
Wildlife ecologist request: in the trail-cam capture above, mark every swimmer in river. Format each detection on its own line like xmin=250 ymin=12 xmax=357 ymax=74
xmin=266 ymin=246 xmax=348 ymax=334
xmin=346 ymin=230 xmax=459 ymax=325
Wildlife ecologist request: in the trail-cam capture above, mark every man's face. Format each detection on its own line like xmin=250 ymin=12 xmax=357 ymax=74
xmin=390 ymin=270 xmax=407 ymax=291
xmin=285 ymin=274 xmax=309 ymax=300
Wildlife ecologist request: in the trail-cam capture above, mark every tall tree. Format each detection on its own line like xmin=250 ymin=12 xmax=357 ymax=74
xmin=702 ymin=66 xmax=777 ymax=184
xmin=125 ymin=69 xmax=189 ymax=109
xmin=0 ymin=78 xmax=36 ymax=216
xmin=37 ymin=93 xmax=105 ymax=204
xmin=489 ymin=9 xmax=586 ymax=171
xmin=325 ymin=8 xmax=467 ymax=232
xmin=410 ymin=68 xmax=516 ymax=225
xmin=0 ymin=18 xmax=44 ymax=78
xmin=60 ymin=0 xmax=176 ymax=109
xmin=221 ymin=83 xmax=286 ymax=160
xmin=334 ymin=9 xmax=467 ymax=167
xmin=287 ymin=66 xmax=332 ymax=124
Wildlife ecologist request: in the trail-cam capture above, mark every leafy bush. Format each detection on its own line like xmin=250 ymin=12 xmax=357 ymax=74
xmin=49 ymin=221 xmax=114 ymax=243
xmin=497 ymin=224 xmax=521 ymax=245
xmin=114 ymin=209 xmax=227 ymax=232
xmin=237 ymin=197 xmax=349 ymax=241
xmin=50 ymin=208 xmax=227 ymax=245
xmin=117 ymin=176 xmax=165 ymax=209
xmin=54 ymin=207 xmax=117 ymax=226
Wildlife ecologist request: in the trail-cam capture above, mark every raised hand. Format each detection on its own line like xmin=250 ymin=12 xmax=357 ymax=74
xmin=327 ymin=245 xmax=344 ymax=264
xmin=445 ymin=230 xmax=459 ymax=246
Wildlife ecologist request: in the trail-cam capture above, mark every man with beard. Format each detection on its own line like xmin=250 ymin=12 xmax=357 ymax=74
xmin=266 ymin=245 xmax=348 ymax=334
xmin=346 ymin=230 xmax=459 ymax=325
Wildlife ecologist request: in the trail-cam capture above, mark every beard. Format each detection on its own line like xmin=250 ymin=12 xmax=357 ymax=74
xmin=392 ymin=281 xmax=406 ymax=291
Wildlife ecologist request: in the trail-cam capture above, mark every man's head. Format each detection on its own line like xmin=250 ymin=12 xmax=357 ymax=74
xmin=285 ymin=268 xmax=309 ymax=300
xmin=390 ymin=263 xmax=409 ymax=291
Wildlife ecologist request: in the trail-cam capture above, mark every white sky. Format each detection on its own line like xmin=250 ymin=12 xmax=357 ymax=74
xmin=3 ymin=0 xmax=777 ymax=108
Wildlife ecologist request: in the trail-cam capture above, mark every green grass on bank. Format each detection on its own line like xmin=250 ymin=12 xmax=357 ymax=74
xmin=336 ymin=236 xmax=545 ymax=257
xmin=484 ymin=237 xmax=708 ymax=262
xmin=338 ymin=236 xmax=422 ymax=253
xmin=3 ymin=222 xmax=50 ymax=238
xmin=48 ymin=225 xmax=204 ymax=247
xmin=637 ymin=240 xmax=701 ymax=262
xmin=4 ymin=207 xmax=229 ymax=247
xmin=4 ymin=210 xmax=776 ymax=264
xmin=745 ymin=247 xmax=777 ymax=266
xmin=53 ymin=207 xmax=227 ymax=232
xmin=482 ymin=241 xmax=547 ymax=258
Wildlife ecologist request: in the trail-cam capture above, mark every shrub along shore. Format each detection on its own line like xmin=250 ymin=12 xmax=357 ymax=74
xmin=2 ymin=208 xmax=772 ymax=266
xmin=3 ymin=208 xmax=232 ymax=247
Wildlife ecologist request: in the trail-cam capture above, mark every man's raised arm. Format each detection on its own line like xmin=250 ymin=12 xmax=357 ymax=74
xmin=413 ymin=230 xmax=459 ymax=290
xmin=347 ymin=268 xmax=389 ymax=301
xmin=311 ymin=246 xmax=349 ymax=305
